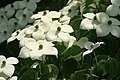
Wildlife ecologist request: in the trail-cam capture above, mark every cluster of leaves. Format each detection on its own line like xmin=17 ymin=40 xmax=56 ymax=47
xmin=0 ymin=0 xmax=120 ymax=80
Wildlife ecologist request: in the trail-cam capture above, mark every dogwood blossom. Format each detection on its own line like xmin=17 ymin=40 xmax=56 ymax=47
xmin=4 ymin=4 xmax=15 ymax=18
xmin=83 ymin=41 xmax=104 ymax=56
xmin=19 ymin=0 xmax=37 ymax=11
xmin=15 ymin=8 xmax=33 ymax=29
xmin=96 ymin=12 xmax=120 ymax=37
xmin=46 ymin=21 xmax=74 ymax=42
xmin=0 ymin=55 xmax=18 ymax=77
xmin=0 ymin=76 xmax=17 ymax=80
xmin=106 ymin=0 xmax=120 ymax=16
xmin=7 ymin=29 xmax=26 ymax=43
xmin=0 ymin=23 xmax=14 ymax=43
xmin=19 ymin=40 xmax=58 ymax=60
xmin=60 ymin=1 xmax=79 ymax=18
xmin=80 ymin=13 xmax=99 ymax=30
xmin=74 ymin=37 xmax=104 ymax=56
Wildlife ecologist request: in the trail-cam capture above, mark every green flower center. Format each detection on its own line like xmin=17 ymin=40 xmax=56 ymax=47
xmin=1 ymin=15 xmax=4 ymax=19
xmin=14 ymin=22 xmax=18 ymax=25
xmin=43 ymin=11 xmax=47 ymax=16
xmin=1 ymin=61 xmax=6 ymax=68
xmin=11 ymin=4 xmax=14 ymax=8
xmin=26 ymin=0 xmax=29 ymax=2
xmin=4 ymin=31 xmax=7 ymax=34
xmin=108 ymin=20 xmax=112 ymax=25
xmin=68 ymin=9 xmax=72 ymax=12
xmin=34 ymin=25 xmax=39 ymax=32
xmin=93 ymin=16 xmax=97 ymax=20
xmin=16 ymin=31 xmax=19 ymax=35
xmin=23 ymin=14 xmax=26 ymax=18
xmin=57 ymin=27 xmax=61 ymax=32
xmin=39 ymin=45 xmax=43 ymax=50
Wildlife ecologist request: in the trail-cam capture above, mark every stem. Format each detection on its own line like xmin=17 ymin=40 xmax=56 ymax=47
xmin=93 ymin=51 xmax=98 ymax=65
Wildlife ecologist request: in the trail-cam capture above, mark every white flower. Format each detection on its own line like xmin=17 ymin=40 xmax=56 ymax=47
xmin=8 ymin=18 xmax=19 ymax=30
xmin=95 ymin=12 xmax=120 ymax=37
xmin=8 ymin=76 xmax=18 ymax=80
xmin=41 ymin=11 xmax=61 ymax=23
xmin=64 ymin=36 xmax=76 ymax=48
xmin=7 ymin=29 xmax=26 ymax=43
xmin=83 ymin=42 xmax=104 ymax=56
xmin=60 ymin=1 xmax=79 ymax=18
xmin=0 ymin=23 xmax=14 ymax=43
xmin=46 ymin=21 xmax=74 ymax=42
xmin=0 ymin=76 xmax=17 ymax=80
xmin=0 ymin=8 xmax=8 ymax=23
xmin=74 ymin=37 xmax=104 ymax=56
xmin=19 ymin=0 xmax=37 ymax=11
xmin=74 ymin=37 xmax=89 ymax=48
xmin=0 ymin=55 xmax=18 ymax=77
xmin=31 ymin=10 xmax=49 ymax=19
xmin=19 ymin=40 xmax=58 ymax=60
xmin=4 ymin=4 xmax=15 ymax=18
xmin=25 ymin=25 xmax=45 ymax=40
xmin=15 ymin=8 xmax=33 ymax=29
xmin=80 ymin=13 xmax=99 ymax=30
xmin=106 ymin=0 xmax=120 ymax=16
xmin=58 ymin=15 xmax=70 ymax=24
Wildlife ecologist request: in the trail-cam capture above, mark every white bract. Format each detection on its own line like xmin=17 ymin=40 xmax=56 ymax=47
xmin=95 ymin=12 xmax=120 ymax=37
xmin=0 ymin=55 xmax=18 ymax=77
xmin=0 ymin=8 xmax=8 ymax=24
xmin=19 ymin=40 xmax=58 ymax=60
xmin=15 ymin=8 xmax=33 ymax=29
xmin=4 ymin=4 xmax=15 ymax=18
xmin=106 ymin=0 xmax=120 ymax=16
xmin=7 ymin=29 xmax=26 ymax=43
xmin=83 ymin=42 xmax=104 ymax=56
xmin=46 ymin=21 xmax=74 ymax=42
xmin=80 ymin=13 xmax=99 ymax=30
xmin=20 ymin=0 xmax=37 ymax=11
xmin=0 ymin=76 xmax=17 ymax=80
xmin=0 ymin=23 xmax=14 ymax=44
xmin=60 ymin=1 xmax=79 ymax=18
xmin=74 ymin=37 xmax=104 ymax=56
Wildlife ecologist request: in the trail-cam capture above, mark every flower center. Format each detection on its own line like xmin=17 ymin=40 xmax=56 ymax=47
xmin=93 ymin=16 xmax=97 ymax=20
xmin=43 ymin=11 xmax=47 ymax=16
xmin=68 ymin=9 xmax=72 ymax=12
xmin=14 ymin=22 xmax=18 ymax=25
xmin=1 ymin=15 xmax=4 ymax=19
xmin=11 ymin=4 xmax=14 ymax=8
xmin=52 ymin=18 xmax=59 ymax=21
xmin=16 ymin=31 xmax=19 ymax=35
xmin=23 ymin=14 xmax=26 ymax=18
xmin=3 ymin=31 xmax=7 ymax=34
xmin=35 ymin=25 xmax=39 ymax=29
xmin=57 ymin=27 xmax=61 ymax=32
xmin=34 ymin=25 xmax=39 ymax=32
xmin=1 ymin=61 xmax=6 ymax=68
xmin=108 ymin=20 xmax=112 ymax=25
xmin=39 ymin=45 xmax=43 ymax=50
xmin=26 ymin=0 xmax=29 ymax=2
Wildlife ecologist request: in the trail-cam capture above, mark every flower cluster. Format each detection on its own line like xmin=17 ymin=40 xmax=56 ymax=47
xmin=0 ymin=0 xmax=41 ymax=44
xmin=7 ymin=0 xmax=80 ymax=60
xmin=80 ymin=0 xmax=120 ymax=38
xmin=0 ymin=55 xmax=18 ymax=80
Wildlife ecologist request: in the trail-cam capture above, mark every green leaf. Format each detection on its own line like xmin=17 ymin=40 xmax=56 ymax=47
xmin=48 ymin=64 xmax=59 ymax=78
xmin=19 ymin=69 xmax=36 ymax=80
xmin=70 ymin=69 xmax=90 ymax=80
xmin=63 ymin=45 xmax=82 ymax=59
xmin=107 ymin=58 xmax=119 ymax=79
xmin=62 ymin=58 xmax=78 ymax=78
